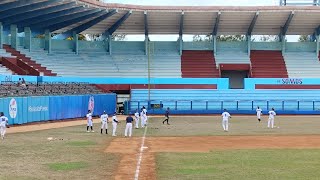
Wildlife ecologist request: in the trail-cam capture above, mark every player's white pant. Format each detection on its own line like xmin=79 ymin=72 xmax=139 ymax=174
xmin=101 ymin=122 xmax=108 ymax=129
xmin=257 ymin=113 xmax=261 ymax=119
xmin=0 ymin=124 xmax=6 ymax=139
xmin=125 ymin=123 xmax=132 ymax=137
xmin=135 ymin=117 xmax=139 ymax=128
xmin=268 ymin=118 xmax=274 ymax=128
xmin=145 ymin=116 xmax=148 ymax=126
xmin=87 ymin=120 xmax=93 ymax=127
xmin=112 ymin=122 xmax=117 ymax=136
xmin=222 ymin=120 xmax=228 ymax=131
xmin=141 ymin=117 xmax=145 ymax=128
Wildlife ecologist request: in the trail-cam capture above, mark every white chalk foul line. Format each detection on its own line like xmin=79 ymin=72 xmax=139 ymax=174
xmin=134 ymin=126 xmax=148 ymax=180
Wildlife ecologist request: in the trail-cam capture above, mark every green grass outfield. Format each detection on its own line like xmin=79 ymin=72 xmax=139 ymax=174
xmin=146 ymin=116 xmax=320 ymax=136
xmin=0 ymin=123 xmax=120 ymax=180
xmin=1 ymin=116 xmax=320 ymax=180
xmin=147 ymin=116 xmax=320 ymax=180
xmin=156 ymin=149 xmax=320 ymax=180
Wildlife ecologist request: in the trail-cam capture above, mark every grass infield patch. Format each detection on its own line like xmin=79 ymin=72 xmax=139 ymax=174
xmin=157 ymin=149 xmax=320 ymax=180
xmin=48 ymin=162 xmax=88 ymax=171
xmin=66 ymin=140 xmax=96 ymax=147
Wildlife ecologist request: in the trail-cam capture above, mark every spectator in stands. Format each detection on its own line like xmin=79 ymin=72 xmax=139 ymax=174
xmin=17 ymin=78 xmax=22 ymax=86
xmin=20 ymin=78 xmax=26 ymax=89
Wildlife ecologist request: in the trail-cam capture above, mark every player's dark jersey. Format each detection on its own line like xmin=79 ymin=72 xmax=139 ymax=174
xmin=126 ymin=116 xmax=133 ymax=123
xmin=165 ymin=110 xmax=169 ymax=118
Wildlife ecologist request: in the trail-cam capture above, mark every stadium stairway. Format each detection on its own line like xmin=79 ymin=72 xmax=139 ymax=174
xmin=3 ymin=45 xmax=56 ymax=76
xmin=181 ymin=50 xmax=220 ymax=78
xmin=250 ymin=50 xmax=288 ymax=78
xmin=284 ymin=52 xmax=320 ymax=78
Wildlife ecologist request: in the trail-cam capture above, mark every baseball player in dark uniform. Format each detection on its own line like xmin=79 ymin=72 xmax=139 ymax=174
xmin=125 ymin=113 xmax=134 ymax=137
xmin=162 ymin=107 xmax=170 ymax=125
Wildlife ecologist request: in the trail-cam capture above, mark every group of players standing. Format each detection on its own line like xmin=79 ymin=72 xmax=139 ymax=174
xmin=85 ymin=106 xmax=149 ymax=137
xmin=221 ymin=107 xmax=277 ymax=132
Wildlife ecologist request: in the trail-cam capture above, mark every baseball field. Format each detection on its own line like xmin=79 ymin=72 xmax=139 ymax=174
xmin=1 ymin=116 xmax=320 ymax=180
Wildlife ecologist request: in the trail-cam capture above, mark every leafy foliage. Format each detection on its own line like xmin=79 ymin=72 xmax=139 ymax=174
xmin=298 ymin=35 xmax=310 ymax=42
xmin=192 ymin=35 xmax=246 ymax=42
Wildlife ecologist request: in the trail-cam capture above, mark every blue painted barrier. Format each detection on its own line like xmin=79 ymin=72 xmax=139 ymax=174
xmin=127 ymin=100 xmax=320 ymax=115
xmin=0 ymin=94 xmax=116 ymax=125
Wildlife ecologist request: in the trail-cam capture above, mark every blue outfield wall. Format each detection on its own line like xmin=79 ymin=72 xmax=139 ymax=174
xmin=127 ymin=100 xmax=320 ymax=115
xmin=0 ymin=94 xmax=116 ymax=125
xmin=244 ymin=78 xmax=320 ymax=89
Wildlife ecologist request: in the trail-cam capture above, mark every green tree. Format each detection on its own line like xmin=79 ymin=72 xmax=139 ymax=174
xmin=111 ymin=34 xmax=127 ymax=41
xmin=217 ymin=35 xmax=246 ymax=42
xmin=192 ymin=35 xmax=212 ymax=42
xmin=298 ymin=35 xmax=309 ymax=42
xmin=259 ymin=35 xmax=279 ymax=42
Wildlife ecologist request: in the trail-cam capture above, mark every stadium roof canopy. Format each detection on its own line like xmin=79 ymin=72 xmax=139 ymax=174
xmin=1 ymin=0 xmax=320 ymax=36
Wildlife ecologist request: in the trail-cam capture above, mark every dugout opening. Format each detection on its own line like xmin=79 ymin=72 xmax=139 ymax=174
xmin=221 ymin=70 xmax=249 ymax=89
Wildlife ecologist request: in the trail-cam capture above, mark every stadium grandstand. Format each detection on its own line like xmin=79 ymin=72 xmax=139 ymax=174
xmin=2 ymin=0 xmax=320 ymax=120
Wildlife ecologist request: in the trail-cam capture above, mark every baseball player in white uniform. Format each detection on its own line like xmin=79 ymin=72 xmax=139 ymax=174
xmin=100 ymin=111 xmax=108 ymax=134
xmin=142 ymin=106 xmax=148 ymax=126
xmin=134 ymin=109 xmax=140 ymax=129
xmin=86 ymin=110 xmax=94 ymax=132
xmin=256 ymin=106 xmax=262 ymax=122
xmin=0 ymin=112 xmax=9 ymax=140
xmin=221 ymin=109 xmax=231 ymax=132
xmin=268 ymin=108 xmax=276 ymax=129
xmin=140 ymin=108 xmax=146 ymax=128
xmin=112 ymin=113 xmax=119 ymax=136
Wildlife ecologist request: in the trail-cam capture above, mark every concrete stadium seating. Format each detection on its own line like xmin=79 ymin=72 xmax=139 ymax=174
xmin=181 ymin=50 xmax=219 ymax=78
xmin=250 ymin=50 xmax=288 ymax=78
xmin=0 ymin=64 xmax=13 ymax=75
xmin=0 ymin=49 xmax=14 ymax=75
xmin=283 ymin=52 xmax=320 ymax=78
xmin=131 ymin=89 xmax=320 ymax=111
xmin=0 ymin=49 xmax=14 ymax=58
xmin=19 ymin=49 xmax=182 ymax=78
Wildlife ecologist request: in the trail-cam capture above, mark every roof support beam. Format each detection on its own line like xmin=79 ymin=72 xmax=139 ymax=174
xmin=311 ymin=26 xmax=319 ymax=42
xmin=0 ymin=0 xmax=40 ymax=12
xmin=179 ymin=11 xmax=184 ymax=37
xmin=31 ymin=9 xmax=101 ymax=31
xmin=144 ymin=11 xmax=148 ymax=36
xmin=2 ymin=1 xmax=77 ymax=26
xmin=279 ymin=11 xmax=294 ymax=42
xmin=24 ymin=27 xmax=32 ymax=51
xmin=105 ymin=11 xmax=132 ymax=36
xmin=47 ymin=10 xmax=106 ymax=32
xmin=144 ymin=11 xmax=149 ymax=55
xmin=16 ymin=6 xmax=84 ymax=31
xmin=59 ymin=9 xmax=117 ymax=38
xmin=44 ymin=29 xmax=51 ymax=54
xmin=247 ymin=12 xmax=259 ymax=36
xmin=0 ymin=22 xmax=3 ymax=49
xmin=0 ymin=0 xmax=60 ymax=21
xmin=212 ymin=12 xmax=221 ymax=36
xmin=179 ymin=11 xmax=184 ymax=55
xmin=10 ymin=24 xmax=18 ymax=49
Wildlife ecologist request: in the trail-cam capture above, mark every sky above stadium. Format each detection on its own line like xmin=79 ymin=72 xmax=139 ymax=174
xmin=104 ymin=0 xmax=299 ymax=41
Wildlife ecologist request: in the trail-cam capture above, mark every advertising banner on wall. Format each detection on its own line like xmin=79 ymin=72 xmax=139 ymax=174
xmin=0 ymin=94 xmax=116 ymax=125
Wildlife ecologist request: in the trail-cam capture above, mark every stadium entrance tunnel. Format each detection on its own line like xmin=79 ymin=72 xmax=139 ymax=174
xmin=221 ymin=70 xmax=249 ymax=89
